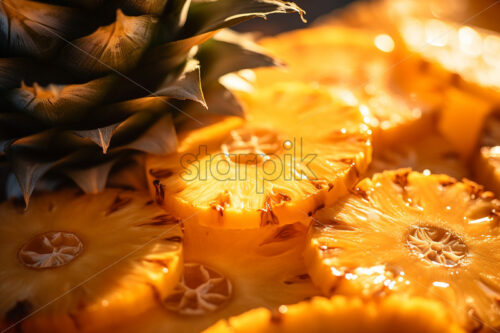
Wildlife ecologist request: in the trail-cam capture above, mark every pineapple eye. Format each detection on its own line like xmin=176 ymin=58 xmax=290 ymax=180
xmin=405 ymin=225 xmax=468 ymax=267
xmin=221 ymin=128 xmax=282 ymax=164
xmin=18 ymin=231 xmax=84 ymax=269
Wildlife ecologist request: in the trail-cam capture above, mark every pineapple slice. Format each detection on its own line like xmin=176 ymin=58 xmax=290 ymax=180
xmin=113 ymin=222 xmax=320 ymax=333
xmin=475 ymin=111 xmax=500 ymax=195
xmin=146 ymin=83 xmax=371 ymax=229
xmin=368 ymin=133 xmax=468 ymax=180
xmin=204 ymin=295 xmax=464 ymax=333
xmin=0 ymin=189 xmax=183 ymax=333
xmin=254 ymin=26 xmax=436 ymax=149
xmin=305 ymin=169 xmax=500 ymax=330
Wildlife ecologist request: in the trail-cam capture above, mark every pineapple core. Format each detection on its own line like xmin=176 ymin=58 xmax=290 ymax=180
xmin=18 ymin=231 xmax=84 ymax=269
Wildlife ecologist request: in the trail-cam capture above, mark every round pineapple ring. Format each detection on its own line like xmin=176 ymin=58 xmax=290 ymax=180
xmin=0 ymin=189 xmax=183 ymax=333
xmin=305 ymin=169 xmax=500 ymax=330
xmin=146 ymin=83 xmax=372 ymax=229
xmin=203 ymin=295 xmax=464 ymax=333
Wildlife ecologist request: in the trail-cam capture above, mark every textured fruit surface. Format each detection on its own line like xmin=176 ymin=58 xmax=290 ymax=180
xmin=0 ymin=189 xmax=183 ymax=333
xmin=203 ymin=295 xmax=464 ymax=333
xmin=146 ymin=82 xmax=371 ymax=229
xmin=114 ymin=222 xmax=319 ymax=333
xmin=305 ymin=169 xmax=500 ymax=330
xmin=368 ymin=133 xmax=468 ymax=180
xmin=254 ymin=25 xmax=436 ymax=149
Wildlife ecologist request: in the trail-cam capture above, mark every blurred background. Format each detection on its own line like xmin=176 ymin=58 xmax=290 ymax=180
xmin=235 ymin=0 xmax=358 ymax=35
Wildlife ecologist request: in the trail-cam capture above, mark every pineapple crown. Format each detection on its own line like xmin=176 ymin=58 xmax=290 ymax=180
xmin=0 ymin=0 xmax=305 ymax=204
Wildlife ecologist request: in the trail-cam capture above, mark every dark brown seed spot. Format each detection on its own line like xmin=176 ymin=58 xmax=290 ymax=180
xmin=106 ymin=196 xmax=132 ymax=216
xmin=210 ymin=191 xmax=232 ymax=217
xmin=439 ymin=179 xmax=457 ymax=188
xmin=309 ymin=179 xmax=328 ymax=190
xmin=269 ymin=192 xmax=292 ymax=205
xmin=259 ymin=197 xmax=280 ymax=227
xmin=153 ymin=180 xmax=165 ymax=204
xmin=393 ymin=171 xmax=410 ymax=189
xmin=283 ymin=274 xmax=310 ymax=285
xmin=5 ymin=300 xmax=33 ymax=324
xmin=149 ymin=168 xmax=173 ymax=179
xmin=463 ymin=179 xmax=486 ymax=200
xmin=260 ymin=224 xmax=301 ymax=246
xmin=328 ymin=218 xmax=356 ymax=231
xmin=164 ymin=236 xmax=183 ymax=243
xmin=138 ymin=215 xmax=179 ymax=227
xmin=350 ymin=187 xmax=369 ymax=201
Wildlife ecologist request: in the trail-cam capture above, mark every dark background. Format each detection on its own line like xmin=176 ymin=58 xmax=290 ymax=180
xmin=235 ymin=0 xmax=357 ymax=35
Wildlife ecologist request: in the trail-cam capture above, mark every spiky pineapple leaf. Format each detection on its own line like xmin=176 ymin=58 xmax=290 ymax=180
xmin=197 ymin=29 xmax=277 ymax=83
xmin=60 ymin=10 xmax=157 ymax=78
xmin=65 ymin=159 xmax=116 ymax=194
xmin=0 ymin=0 xmax=84 ymax=57
xmin=7 ymin=76 xmax=113 ymax=125
xmin=10 ymin=152 xmax=56 ymax=205
xmin=184 ymin=81 xmax=244 ymax=117
xmin=115 ymin=113 xmax=177 ymax=155
xmin=73 ymin=123 xmax=119 ymax=154
xmin=182 ymin=0 xmax=305 ymax=37
xmin=154 ymin=59 xmax=206 ymax=108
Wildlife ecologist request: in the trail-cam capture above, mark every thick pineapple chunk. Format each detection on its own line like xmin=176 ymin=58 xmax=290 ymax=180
xmin=204 ymin=295 xmax=463 ymax=333
xmin=0 ymin=189 xmax=183 ymax=333
xmin=305 ymin=169 xmax=500 ymax=331
xmin=146 ymin=83 xmax=371 ymax=229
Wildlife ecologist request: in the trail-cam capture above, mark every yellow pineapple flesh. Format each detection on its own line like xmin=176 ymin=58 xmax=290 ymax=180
xmin=146 ymin=82 xmax=371 ymax=229
xmin=113 ymin=222 xmax=319 ymax=333
xmin=254 ymin=26 xmax=437 ymax=149
xmin=368 ymin=132 xmax=468 ymax=180
xmin=0 ymin=189 xmax=183 ymax=333
xmin=203 ymin=295 xmax=464 ymax=333
xmin=305 ymin=169 xmax=500 ymax=331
